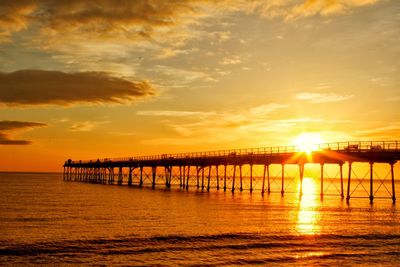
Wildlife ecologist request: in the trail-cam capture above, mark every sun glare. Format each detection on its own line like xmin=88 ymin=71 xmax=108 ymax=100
xmin=293 ymin=133 xmax=323 ymax=154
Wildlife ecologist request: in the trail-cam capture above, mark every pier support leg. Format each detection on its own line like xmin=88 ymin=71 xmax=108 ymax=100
xmin=118 ymin=167 xmax=123 ymax=185
xmin=232 ymin=165 xmax=236 ymax=193
xmin=201 ymin=168 xmax=205 ymax=190
xmin=223 ymin=165 xmax=227 ymax=192
xmin=128 ymin=167 xmax=133 ymax=186
xmin=369 ymin=162 xmax=374 ymax=204
xmin=391 ymin=162 xmax=396 ymax=203
xmin=179 ymin=166 xmax=182 ymax=188
xmin=262 ymin=164 xmax=266 ymax=196
xmin=340 ymin=164 xmax=344 ymax=199
xmin=281 ymin=164 xmax=285 ymax=196
xmin=216 ymin=166 xmax=219 ymax=190
xmin=239 ymin=165 xmax=243 ymax=192
xmin=168 ymin=166 xmax=172 ymax=188
xmin=207 ymin=166 xmax=211 ymax=191
xmin=165 ymin=167 xmax=169 ymax=188
xmin=250 ymin=164 xmax=253 ymax=193
xmin=346 ymin=162 xmax=352 ymax=203
xmin=182 ymin=166 xmax=186 ymax=188
xmin=186 ymin=166 xmax=190 ymax=190
xmin=320 ymin=164 xmax=324 ymax=200
xmin=152 ymin=166 xmax=156 ymax=189
xmin=196 ymin=166 xmax=200 ymax=189
xmin=299 ymin=164 xmax=304 ymax=197
xmin=139 ymin=167 xmax=143 ymax=187
xmin=267 ymin=165 xmax=270 ymax=194
xmin=110 ymin=168 xmax=114 ymax=184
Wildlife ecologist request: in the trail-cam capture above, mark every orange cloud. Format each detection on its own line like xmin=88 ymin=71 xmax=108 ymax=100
xmin=0 ymin=1 xmax=382 ymax=45
xmin=0 ymin=70 xmax=156 ymax=106
xmin=0 ymin=0 xmax=36 ymax=43
xmin=0 ymin=120 xmax=46 ymax=145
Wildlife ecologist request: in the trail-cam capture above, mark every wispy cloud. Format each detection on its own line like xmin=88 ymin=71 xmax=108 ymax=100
xmin=356 ymin=122 xmax=400 ymax=139
xmin=150 ymin=65 xmax=215 ymax=84
xmin=137 ymin=110 xmax=215 ymax=117
xmin=294 ymin=92 xmax=353 ymax=103
xmin=69 ymin=121 xmax=110 ymax=132
xmin=250 ymin=103 xmax=289 ymax=116
xmin=0 ymin=1 xmax=382 ymax=47
xmin=220 ymin=56 xmax=242 ymax=65
xmin=0 ymin=70 xmax=156 ymax=106
xmin=251 ymin=0 xmax=379 ymax=20
xmin=0 ymin=1 xmax=37 ymax=43
xmin=0 ymin=120 xmax=47 ymax=145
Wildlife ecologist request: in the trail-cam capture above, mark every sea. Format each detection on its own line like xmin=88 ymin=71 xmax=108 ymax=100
xmin=0 ymin=172 xmax=399 ymax=266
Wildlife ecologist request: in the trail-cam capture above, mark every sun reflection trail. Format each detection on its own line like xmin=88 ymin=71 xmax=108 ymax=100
xmin=296 ymin=177 xmax=321 ymax=235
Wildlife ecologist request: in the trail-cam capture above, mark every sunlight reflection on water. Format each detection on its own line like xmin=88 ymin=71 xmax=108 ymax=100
xmin=295 ymin=177 xmax=321 ymax=235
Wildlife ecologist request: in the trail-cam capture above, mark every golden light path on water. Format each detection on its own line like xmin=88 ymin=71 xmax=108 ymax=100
xmin=295 ymin=177 xmax=321 ymax=235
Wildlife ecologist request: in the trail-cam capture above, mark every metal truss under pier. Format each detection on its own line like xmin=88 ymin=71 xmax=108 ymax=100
xmin=64 ymin=141 xmax=400 ymax=203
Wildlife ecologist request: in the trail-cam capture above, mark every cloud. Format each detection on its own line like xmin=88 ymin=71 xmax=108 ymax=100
xmin=286 ymin=0 xmax=379 ymax=20
xmin=69 ymin=121 xmax=110 ymax=132
xmin=356 ymin=122 xmax=400 ymax=139
xmin=0 ymin=1 xmax=381 ymax=44
xmin=137 ymin=110 xmax=216 ymax=117
xmin=0 ymin=120 xmax=47 ymax=145
xmin=220 ymin=56 xmax=242 ymax=65
xmin=0 ymin=0 xmax=37 ymax=43
xmin=250 ymin=103 xmax=289 ymax=116
xmin=251 ymin=0 xmax=379 ymax=20
xmin=0 ymin=69 xmax=156 ymax=106
xmin=294 ymin=92 xmax=353 ymax=103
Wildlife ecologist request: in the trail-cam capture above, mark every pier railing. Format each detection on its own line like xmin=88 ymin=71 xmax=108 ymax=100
xmin=70 ymin=141 xmax=399 ymax=164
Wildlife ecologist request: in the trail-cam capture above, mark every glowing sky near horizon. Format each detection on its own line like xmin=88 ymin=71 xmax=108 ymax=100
xmin=0 ymin=0 xmax=399 ymax=171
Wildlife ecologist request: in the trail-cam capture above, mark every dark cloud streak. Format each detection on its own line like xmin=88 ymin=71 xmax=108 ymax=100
xmin=0 ymin=69 xmax=156 ymax=106
xmin=0 ymin=120 xmax=47 ymax=145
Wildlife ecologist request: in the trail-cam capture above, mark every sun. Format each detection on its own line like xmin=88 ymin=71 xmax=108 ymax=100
xmin=293 ymin=133 xmax=323 ymax=154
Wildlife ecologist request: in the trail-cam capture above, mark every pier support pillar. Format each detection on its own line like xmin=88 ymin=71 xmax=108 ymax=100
xmin=340 ymin=163 xmax=344 ymax=199
xmin=262 ymin=164 xmax=266 ymax=196
xmin=369 ymin=162 xmax=374 ymax=204
xmin=179 ymin=166 xmax=182 ymax=188
xmin=216 ymin=166 xmax=219 ymax=190
xmin=250 ymin=164 xmax=253 ymax=193
xmin=239 ymin=165 xmax=243 ymax=192
xmin=320 ymin=164 xmax=324 ymax=199
xmin=196 ymin=166 xmax=200 ymax=189
xmin=223 ymin=165 xmax=227 ymax=192
xmin=139 ymin=167 xmax=143 ymax=187
xmin=168 ymin=166 xmax=173 ymax=188
xmin=391 ymin=162 xmax=396 ymax=203
xmin=267 ymin=164 xmax=270 ymax=194
xmin=186 ymin=166 xmax=190 ymax=190
xmin=164 ymin=167 xmax=169 ymax=188
xmin=281 ymin=164 xmax=285 ymax=196
xmin=182 ymin=166 xmax=186 ymax=188
xmin=346 ymin=162 xmax=352 ymax=203
xmin=152 ymin=166 xmax=156 ymax=189
xmin=299 ymin=164 xmax=304 ymax=197
xmin=207 ymin=166 xmax=211 ymax=191
xmin=118 ymin=167 xmax=123 ymax=185
xmin=128 ymin=167 xmax=133 ymax=186
xmin=232 ymin=165 xmax=236 ymax=193
xmin=201 ymin=168 xmax=205 ymax=190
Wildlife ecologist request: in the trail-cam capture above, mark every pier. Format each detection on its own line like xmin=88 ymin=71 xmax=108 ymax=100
xmin=64 ymin=141 xmax=400 ymax=203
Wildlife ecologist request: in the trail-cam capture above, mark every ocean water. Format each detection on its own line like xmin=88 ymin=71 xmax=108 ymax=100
xmin=0 ymin=172 xmax=399 ymax=266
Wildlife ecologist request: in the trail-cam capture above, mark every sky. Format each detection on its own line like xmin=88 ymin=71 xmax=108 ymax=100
xmin=0 ymin=0 xmax=399 ymax=172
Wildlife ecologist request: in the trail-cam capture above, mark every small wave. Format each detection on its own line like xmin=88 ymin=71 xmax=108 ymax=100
xmin=1 ymin=232 xmax=400 ymax=257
